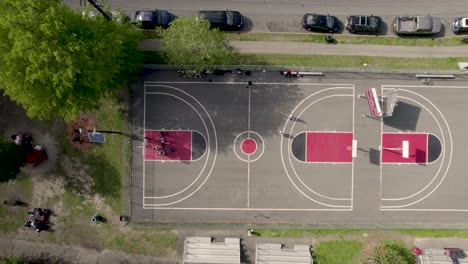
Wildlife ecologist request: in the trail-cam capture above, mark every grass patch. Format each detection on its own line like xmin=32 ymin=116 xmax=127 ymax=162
xmin=106 ymin=231 xmax=178 ymax=256
xmin=143 ymin=233 xmax=178 ymax=249
xmin=84 ymin=96 xmax=124 ymax=213
xmin=314 ymin=240 xmax=365 ymax=264
xmin=225 ymin=32 xmax=468 ymax=47
xmin=143 ymin=51 xmax=465 ymax=70
xmin=397 ymin=229 xmax=468 ymax=238
xmin=0 ymin=174 xmax=32 ymax=233
xmin=255 ymin=229 xmax=368 ymax=238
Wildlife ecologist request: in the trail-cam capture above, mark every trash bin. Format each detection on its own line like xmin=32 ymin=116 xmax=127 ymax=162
xmin=325 ymin=35 xmax=334 ymax=43
xmin=91 ymin=214 xmax=102 ymax=224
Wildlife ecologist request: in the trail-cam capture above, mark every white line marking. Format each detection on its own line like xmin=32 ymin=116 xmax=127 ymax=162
xmin=381 ymin=208 xmax=468 ymax=212
xmin=142 ymin=85 xmax=218 ymax=206
xmin=144 ymin=92 xmax=210 ymax=199
xmin=287 ymin=93 xmax=354 ymax=202
xmin=145 ymin=81 xmax=355 ymax=86
xmin=382 ymin=96 xmax=446 ymax=200
xmin=233 ymin=131 xmax=265 ymax=162
xmin=247 ymin=152 xmax=250 ymax=208
xmin=247 ymin=86 xmax=251 ymax=208
xmin=426 ymin=133 xmax=443 ymax=164
xmin=143 ymin=84 xmax=147 ymax=204
xmin=379 ymin=85 xmax=384 ymax=204
xmin=351 ymin=86 xmax=356 ymax=210
xmin=282 ymin=87 xmax=354 ymax=206
xmin=381 ymin=89 xmax=453 ymax=208
xmin=383 ymin=85 xmax=468 ymax=89
xmin=142 ymin=206 xmax=352 ymax=211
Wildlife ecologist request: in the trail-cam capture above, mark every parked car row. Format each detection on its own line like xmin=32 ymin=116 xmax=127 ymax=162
xmin=85 ymin=7 xmax=468 ymax=36
xmin=128 ymin=9 xmax=243 ymax=30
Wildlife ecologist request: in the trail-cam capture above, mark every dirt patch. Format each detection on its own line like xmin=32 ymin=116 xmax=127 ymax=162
xmin=60 ymin=156 xmax=94 ymax=195
xmin=65 ymin=113 xmax=98 ymax=151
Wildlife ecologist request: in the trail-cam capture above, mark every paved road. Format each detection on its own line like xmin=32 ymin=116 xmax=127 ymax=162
xmin=64 ymin=0 xmax=468 ymax=37
xmin=140 ymin=39 xmax=468 ymax=58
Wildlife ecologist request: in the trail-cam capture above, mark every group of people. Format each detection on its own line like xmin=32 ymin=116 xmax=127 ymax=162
xmin=149 ymin=132 xmax=174 ymax=156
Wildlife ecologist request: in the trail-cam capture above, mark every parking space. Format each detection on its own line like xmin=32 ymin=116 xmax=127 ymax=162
xmin=130 ymin=70 xmax=468 ymax=226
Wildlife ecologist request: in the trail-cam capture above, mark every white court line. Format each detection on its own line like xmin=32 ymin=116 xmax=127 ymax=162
xmin=288 ymin=93 xmax=353 ymax=202
xmin=142 ymin=85 xmax=218 ymax=206
xmin=283 ymin=88 xmax=354 ymax=205
xmin=247 ymin=153 xmax=250 ymax=208
xmin=426 ymin=133 xmax=443 ymax=165
xmin=382 ymin=95 xmax=446 ymax=201
xmin=145 ymin=81 xmax=355 ymax=86
xmin=142 ymin=206 xmax=352 ymax=211
xmin=247 ymin=86 xmax=251 ymax=208
xmin=351 ymin=87 xmax=355 ymax=210
xmin=381 ymin=89 xmax=453 ymax=209
xmin=383 ymin=85 xmax=468 ymax=89
xmin=143 ymin=92 xmax=210 ymax=199
xmin=381 ymin=208 xmax=468 ymax=212
xmin=379 ymin=85 xmax=384 ymax=204
xmin=143 ymin=84 xmax=147 ymax=205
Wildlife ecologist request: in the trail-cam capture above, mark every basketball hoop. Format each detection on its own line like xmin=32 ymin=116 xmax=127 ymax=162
xmin=381 ymin=140 xmax=409 ymax=158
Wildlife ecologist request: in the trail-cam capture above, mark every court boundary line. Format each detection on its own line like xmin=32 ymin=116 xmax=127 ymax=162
xmin=145 ymin=81 xmax=355 ymax=86
xmin=142 ymin=206 xmax=352 ymax=211
xmin=143 ymin=83 xmax=355 ymax=210
xmin=142 ymin=84 xmax=218 ymax=206
xmin=381 ymin=93 xmax=447 ymax=202
xmin=380 ymin=86 xmax=454 ymax=210
xmin=283 ymin=87 xmax=354 ymax=206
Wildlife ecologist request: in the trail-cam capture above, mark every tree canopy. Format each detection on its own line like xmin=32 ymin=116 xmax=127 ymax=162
xmin=0 ymin=140 xmax=26 ymax=182
xmin=0 ymin=0 xmax=143 ymax=120
xmin=368 ymin=242 xmax=415 ymax=264
xmin=160 ymin=16 xmax=235 ymax=74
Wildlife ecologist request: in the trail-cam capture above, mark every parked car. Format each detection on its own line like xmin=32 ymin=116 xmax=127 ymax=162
xmin=131 ymin=10 xmax=174 ymax=29
xmin=393 ymin=15 xmax=441 ymax=36
xmin=302 ymin=14 xmax=340 ymax=33
xmin=346 ymin=15 xmax=382 ymax=34
xmin=452 ymin=17 xmax=468 ymax=34
xmin=197 ymin=10 xmax=243 ymax=30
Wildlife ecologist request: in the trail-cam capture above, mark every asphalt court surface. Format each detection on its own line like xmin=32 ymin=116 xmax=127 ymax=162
xmin=131 ymin=70 xmax=468 ymax=226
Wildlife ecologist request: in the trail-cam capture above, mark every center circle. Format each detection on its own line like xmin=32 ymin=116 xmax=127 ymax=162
xmin=241 ymin=138 xmax=257 ymax=155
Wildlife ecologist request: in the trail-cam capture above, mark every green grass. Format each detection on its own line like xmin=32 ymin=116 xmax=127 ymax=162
xmin=397 ymin=229 xmax=468 ymax=238
xmin=143 ymin=233 xmax=178 ymax=249
xmin=243 ymin=54 xmax=464 ymax=69
xmin=224 ymin=32 xmax=468 ymax=47
xmin=84 ymin=96 xmax=124 ymax=213
xmin=314 ymin=240 xmax=365 ymax=264
xmin=255 ymin=229 xmax=368 ymax=238
xmin=143 ymin=51 xmax=465 ymax=70
xmin=0 ymin=174 xmax=33 ymax=233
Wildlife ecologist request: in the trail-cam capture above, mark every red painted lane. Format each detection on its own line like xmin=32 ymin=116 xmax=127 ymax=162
xmin=382 ymin=133 xmax=427 ymax=163
xmin=306 ymin=132 xmax=353 ymax=162
xmin=241 ymin=138 xmax=257 ymax=155
xmin=144 ymin=130 xmax=192 ymax=161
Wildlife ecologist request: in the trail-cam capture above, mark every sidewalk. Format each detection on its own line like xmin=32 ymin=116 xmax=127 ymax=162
xmin=140 ymin=39 xmax=468 ymax=58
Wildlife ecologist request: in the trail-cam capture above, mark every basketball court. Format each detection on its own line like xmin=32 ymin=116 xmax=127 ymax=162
xmin=130 ymin=71 xmax=468 ymax=226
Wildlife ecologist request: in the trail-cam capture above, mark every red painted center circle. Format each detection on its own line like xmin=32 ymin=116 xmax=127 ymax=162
xmin=241 ymin=138 xmax=257 ymax=155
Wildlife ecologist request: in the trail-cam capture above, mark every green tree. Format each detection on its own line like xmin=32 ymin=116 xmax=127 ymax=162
xmin=0 ymin=140 xmax=26 ymax=182
xmin=0 ymin=0 xmax=143 ymax=120
xmin=368 ymin=241 xmax=414 ymax=264
xmin=160 ymin=16 xmax=235 ymax=74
